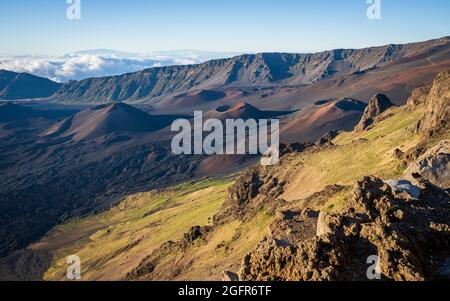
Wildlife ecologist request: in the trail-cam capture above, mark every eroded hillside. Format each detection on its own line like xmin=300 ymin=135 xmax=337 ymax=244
xmin=28 ymin=71 xmax=449 ymax=281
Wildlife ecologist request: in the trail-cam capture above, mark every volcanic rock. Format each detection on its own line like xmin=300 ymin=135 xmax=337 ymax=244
xmin=239 ymin=176 xmax=450 ymax=281
xmin=354 ymin=94 xmax=394 ymax=132
xmin=403 ymin=140 xmax=450 ymax=189
xmin=315 ymin=130 xmax=340 ymax=146
xmin=419 ymin=70 xmax=450 ymax=137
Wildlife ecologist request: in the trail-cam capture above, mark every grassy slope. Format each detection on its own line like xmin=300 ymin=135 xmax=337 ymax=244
xmin=280 ymin=106 xmax=424 ymax=203
xmin=37 ymin=105 xmax=428 ymax=281
xmin=38 ymin=179 xmax=232 ymax=280
xmin=144 ymin=209 xmax=272 ymax=280
xmin=122 ymin=104 xmax=425 ymax=279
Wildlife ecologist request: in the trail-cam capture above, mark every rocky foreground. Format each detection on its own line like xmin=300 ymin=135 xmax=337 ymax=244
xmin=240 ymin=175 xmax=449 ymax=281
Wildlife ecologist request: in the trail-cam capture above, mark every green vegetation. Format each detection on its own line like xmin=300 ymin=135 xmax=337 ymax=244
xmin=42 ymin=178 xmax=233 ymax=280
xmin=150 ymin=208 xmax=273 ymax=280
xmin=323 ymin=187 xmax=353 ymax=213
xmin=38 ymin=106 xmax=427 ymax=281
xmin=281 ymin=107 xmax=424 ymax=201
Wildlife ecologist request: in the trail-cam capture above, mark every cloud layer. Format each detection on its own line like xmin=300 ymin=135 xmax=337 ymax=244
xmin=0 ymin=50 xmax=238 ymax=83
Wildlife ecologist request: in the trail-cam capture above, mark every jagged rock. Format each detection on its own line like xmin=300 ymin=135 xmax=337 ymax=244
xmin=183 ymin=226 xmax=211 ymax=244
xmin=221 ymin=271 xmax=240 ymax=281
xmin=270 ymin=208 xmax=318 ymax=247
xmin=404 ymin=70 xmax=450 ymax=137
xmin=354 ymin=94 xmax=394 ymax=132
xmin=279 ymin=142 xmax=311 ymax=156
xmin=407 ymin=86 xmax=431 ymax=110
xmin=213 ymin=168 xmax=263 ymax=225
xmin=315 ymin=130 xmax=340 ymax=146
xmin=214 ymin=166 xmax=285 ymax=225
xmin=316 ymin=212 xmax=333 ymax=236
xmin=419 ymin=70 xmax=450 ymax=136
xmin=404 ymin=140 xmax=450 ymax=189
xmin=240 ymin=176 xmax=450 ymax=281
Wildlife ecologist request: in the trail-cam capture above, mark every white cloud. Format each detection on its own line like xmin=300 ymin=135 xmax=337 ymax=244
xmin=0 ymin=50 xmax=239 ymax=83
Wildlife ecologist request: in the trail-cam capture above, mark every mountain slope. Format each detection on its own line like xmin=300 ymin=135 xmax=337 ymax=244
xmin=44 ymin=102 xmax=182 ymax=141
xmin=31 ymin=71 xmax=449 ymax=281
xmin=38 ymin=179 xmax=233 ymax=281
xmin=0 ymin=102 xmax=39 ymax=122
xmin=0 ymin=102 xmax=199 ymax=258
xmin=0 ymin=102 xmax=71 ymax=123
xmin=0 ymin=102 xmax=75 ymax=137
xmin=1 ymin=37 xmax=450 ymax=107
xmin=48 ymin=37 xmax=450 ymax=104
xmin=280 ymin=98 xmax=367 ymax=143
xmin=0 ymin=70 xmax=61 ymax=100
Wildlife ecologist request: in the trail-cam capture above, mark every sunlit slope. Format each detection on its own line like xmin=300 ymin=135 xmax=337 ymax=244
xmin=280 ymin=106 xmax=425 ymax=202
xmin=39 ymin=179 xmax=232 ymax=280
xmin=37 ymin=103 xmax=434 ymax=281
xmin=127 ymin=105 xmax=432 ymax=280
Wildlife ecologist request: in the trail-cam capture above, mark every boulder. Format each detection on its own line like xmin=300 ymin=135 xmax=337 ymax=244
xmin=403 ymin=140 xmax=450 ymax=189
xmin=316 ymin=212 xmax=333 ymax=237
xmin=384 ymin=179 xmax=421 ymax=200
xmin=182 ymin=226 xmax=212 ymax=244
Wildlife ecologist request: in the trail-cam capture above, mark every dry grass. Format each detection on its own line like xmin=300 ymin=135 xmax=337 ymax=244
xmin=41 ymin=178 xmax=233 ymax=280
xmin=281 ymin=107 xmax=423 ymax=202
xmin=38 ymin=105 xmax=427 ymax=280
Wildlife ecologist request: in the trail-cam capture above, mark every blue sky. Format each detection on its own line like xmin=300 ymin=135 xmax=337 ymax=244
xmin=1 ymin=0 xmax=450 ymax=55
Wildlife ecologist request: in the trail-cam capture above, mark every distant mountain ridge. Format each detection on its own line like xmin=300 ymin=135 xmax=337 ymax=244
xmin=1 ymin=37 xmax=450 ymax=104
xmin=49 ymin=36 xmax=450 ymax=103
xmin=0 ymin=70 xmax=61 ymax=100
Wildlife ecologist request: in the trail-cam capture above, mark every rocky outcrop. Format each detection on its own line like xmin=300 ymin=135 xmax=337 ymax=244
xmin=279 ymin=142 xmax=312 ymax=157
xmin=354 ymin=94 xmax=395 ymax=132
xmin=406 ymin=70 xmax=450 ymax=137
xmin=213 ymin=166 xmax=286 ymax=225
xmin=239 ymin=176 xmax=450 ymax=281
xmin=404 ymin=140 xmax=450 ymax=189
xmin=316 ymin=212 xmax=334 ymax=237
xmin=127 ymin=164 xmax=287 ymax=281
xmin=419 ymin=70 xmax=450 ymax=137
xmin=182 ymin=225 xmax=212 ymax=244
xmin=407 ymin=86 xmax=431 ymax=110
xmin=315 ymin=130 xmax=340 ymax=146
